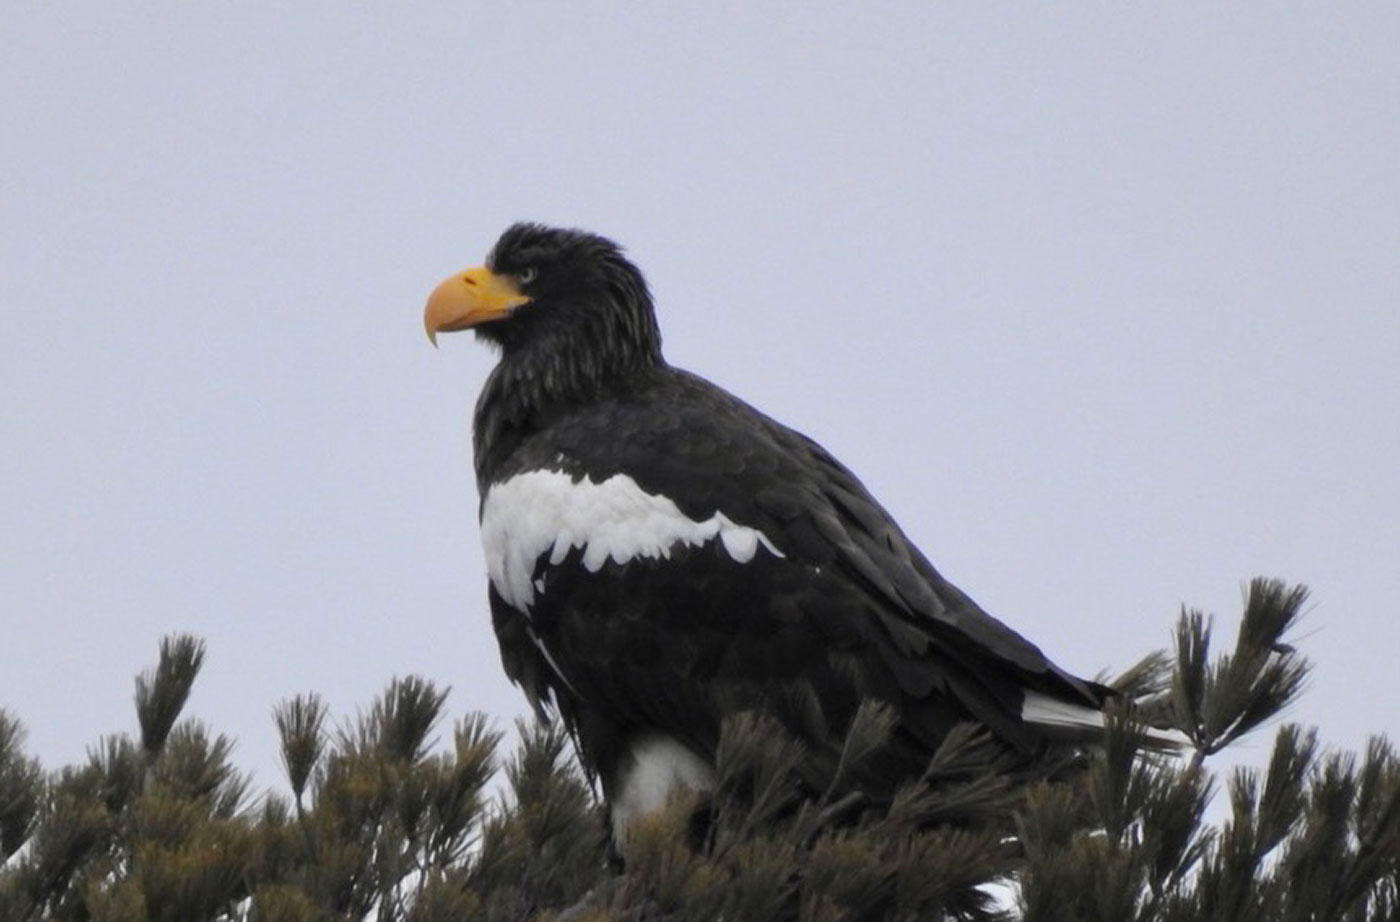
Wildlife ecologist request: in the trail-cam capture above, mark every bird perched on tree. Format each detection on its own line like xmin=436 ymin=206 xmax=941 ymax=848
xmin=425 ymin=223 xmax=1117 ymax=845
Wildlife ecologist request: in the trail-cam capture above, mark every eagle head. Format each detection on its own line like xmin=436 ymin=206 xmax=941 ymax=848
xmin=424 ymin=223 xmax=662 ymax=373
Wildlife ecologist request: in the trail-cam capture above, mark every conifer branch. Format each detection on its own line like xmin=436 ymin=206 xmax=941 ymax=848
xmin=1 ymin=579 xmax=1394 ymax=921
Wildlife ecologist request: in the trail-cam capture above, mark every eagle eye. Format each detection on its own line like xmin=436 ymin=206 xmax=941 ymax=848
xmin=517 ymin=266 xmax=539 ymax=286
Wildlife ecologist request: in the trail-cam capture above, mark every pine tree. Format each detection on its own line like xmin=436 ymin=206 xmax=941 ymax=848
xmin=2 ymin=578 xmax=1396 ymax=921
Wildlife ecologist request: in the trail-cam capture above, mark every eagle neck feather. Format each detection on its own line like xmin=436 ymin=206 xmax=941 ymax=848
xmin=473 ymin=328 xmax=663 ymax=486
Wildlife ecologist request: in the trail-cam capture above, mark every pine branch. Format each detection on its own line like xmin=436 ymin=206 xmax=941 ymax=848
xmin=135 ymin=635 xmax=207 ymax=760
xmin=2 ymin=579 xmax=1396 ymax=922
xmin=0 ymin=711 xmax=43 ymax=862
xmin=274 ymin=694 xmax=328 ymax=807
xmin=1171 ymin=579 xmax=1312 ymax=764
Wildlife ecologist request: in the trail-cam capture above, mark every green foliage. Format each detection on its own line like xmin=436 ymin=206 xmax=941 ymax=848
xmin=1 ymin=578 xmax=1397 ymax=921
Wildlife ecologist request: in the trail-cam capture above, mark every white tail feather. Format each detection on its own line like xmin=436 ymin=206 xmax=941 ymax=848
xmin=1022 ymin=690 xmax=1191 ymax=749
xmin=1021 ymin=691 xmax=1107 ymax=732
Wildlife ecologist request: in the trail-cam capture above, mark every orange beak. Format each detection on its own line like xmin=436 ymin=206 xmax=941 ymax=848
xmin=424 ymin=266 xmax=531 ymax=346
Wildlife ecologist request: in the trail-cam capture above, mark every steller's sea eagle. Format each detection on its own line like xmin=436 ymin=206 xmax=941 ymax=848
xmin=425 ymin=223 xmax=1121 ymax=845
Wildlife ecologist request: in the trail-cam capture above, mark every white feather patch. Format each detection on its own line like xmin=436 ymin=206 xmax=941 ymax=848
xmin=481 ymin=468 xmax=784 ymax=609
xmin=1022 ymin=690 xmax=1191 ymax=749
xmin=525 ymin=623 xmax=579 ymax=698
xmin=611 ymin=736 xmax=715 ymax=845
xmin=1020 ymin=690 xmax=1108 ymax=732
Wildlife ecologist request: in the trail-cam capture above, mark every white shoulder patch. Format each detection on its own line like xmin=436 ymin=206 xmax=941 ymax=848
xmin=481 ymin=469 xmax=784 ymax=609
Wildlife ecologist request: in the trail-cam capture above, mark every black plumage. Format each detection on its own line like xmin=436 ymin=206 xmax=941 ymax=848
xmin=426 ymin=223 xmax=1115 ymax=838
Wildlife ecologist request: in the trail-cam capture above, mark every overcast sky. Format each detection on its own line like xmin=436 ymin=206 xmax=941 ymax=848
xmin=3 ymin=5 xmax=1397 ymax=795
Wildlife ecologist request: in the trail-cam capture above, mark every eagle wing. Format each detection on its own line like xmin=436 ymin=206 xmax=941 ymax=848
xmin=482 ymin=369 xmax=1106 ymax=777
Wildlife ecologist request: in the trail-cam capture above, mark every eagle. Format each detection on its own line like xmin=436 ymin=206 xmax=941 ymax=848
xmin=425 ymin=223 xmax=1117 ymax=844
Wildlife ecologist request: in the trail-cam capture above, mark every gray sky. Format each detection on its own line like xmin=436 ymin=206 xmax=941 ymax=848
xmin=4 ymin=4 xmax=1398 ymax=795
